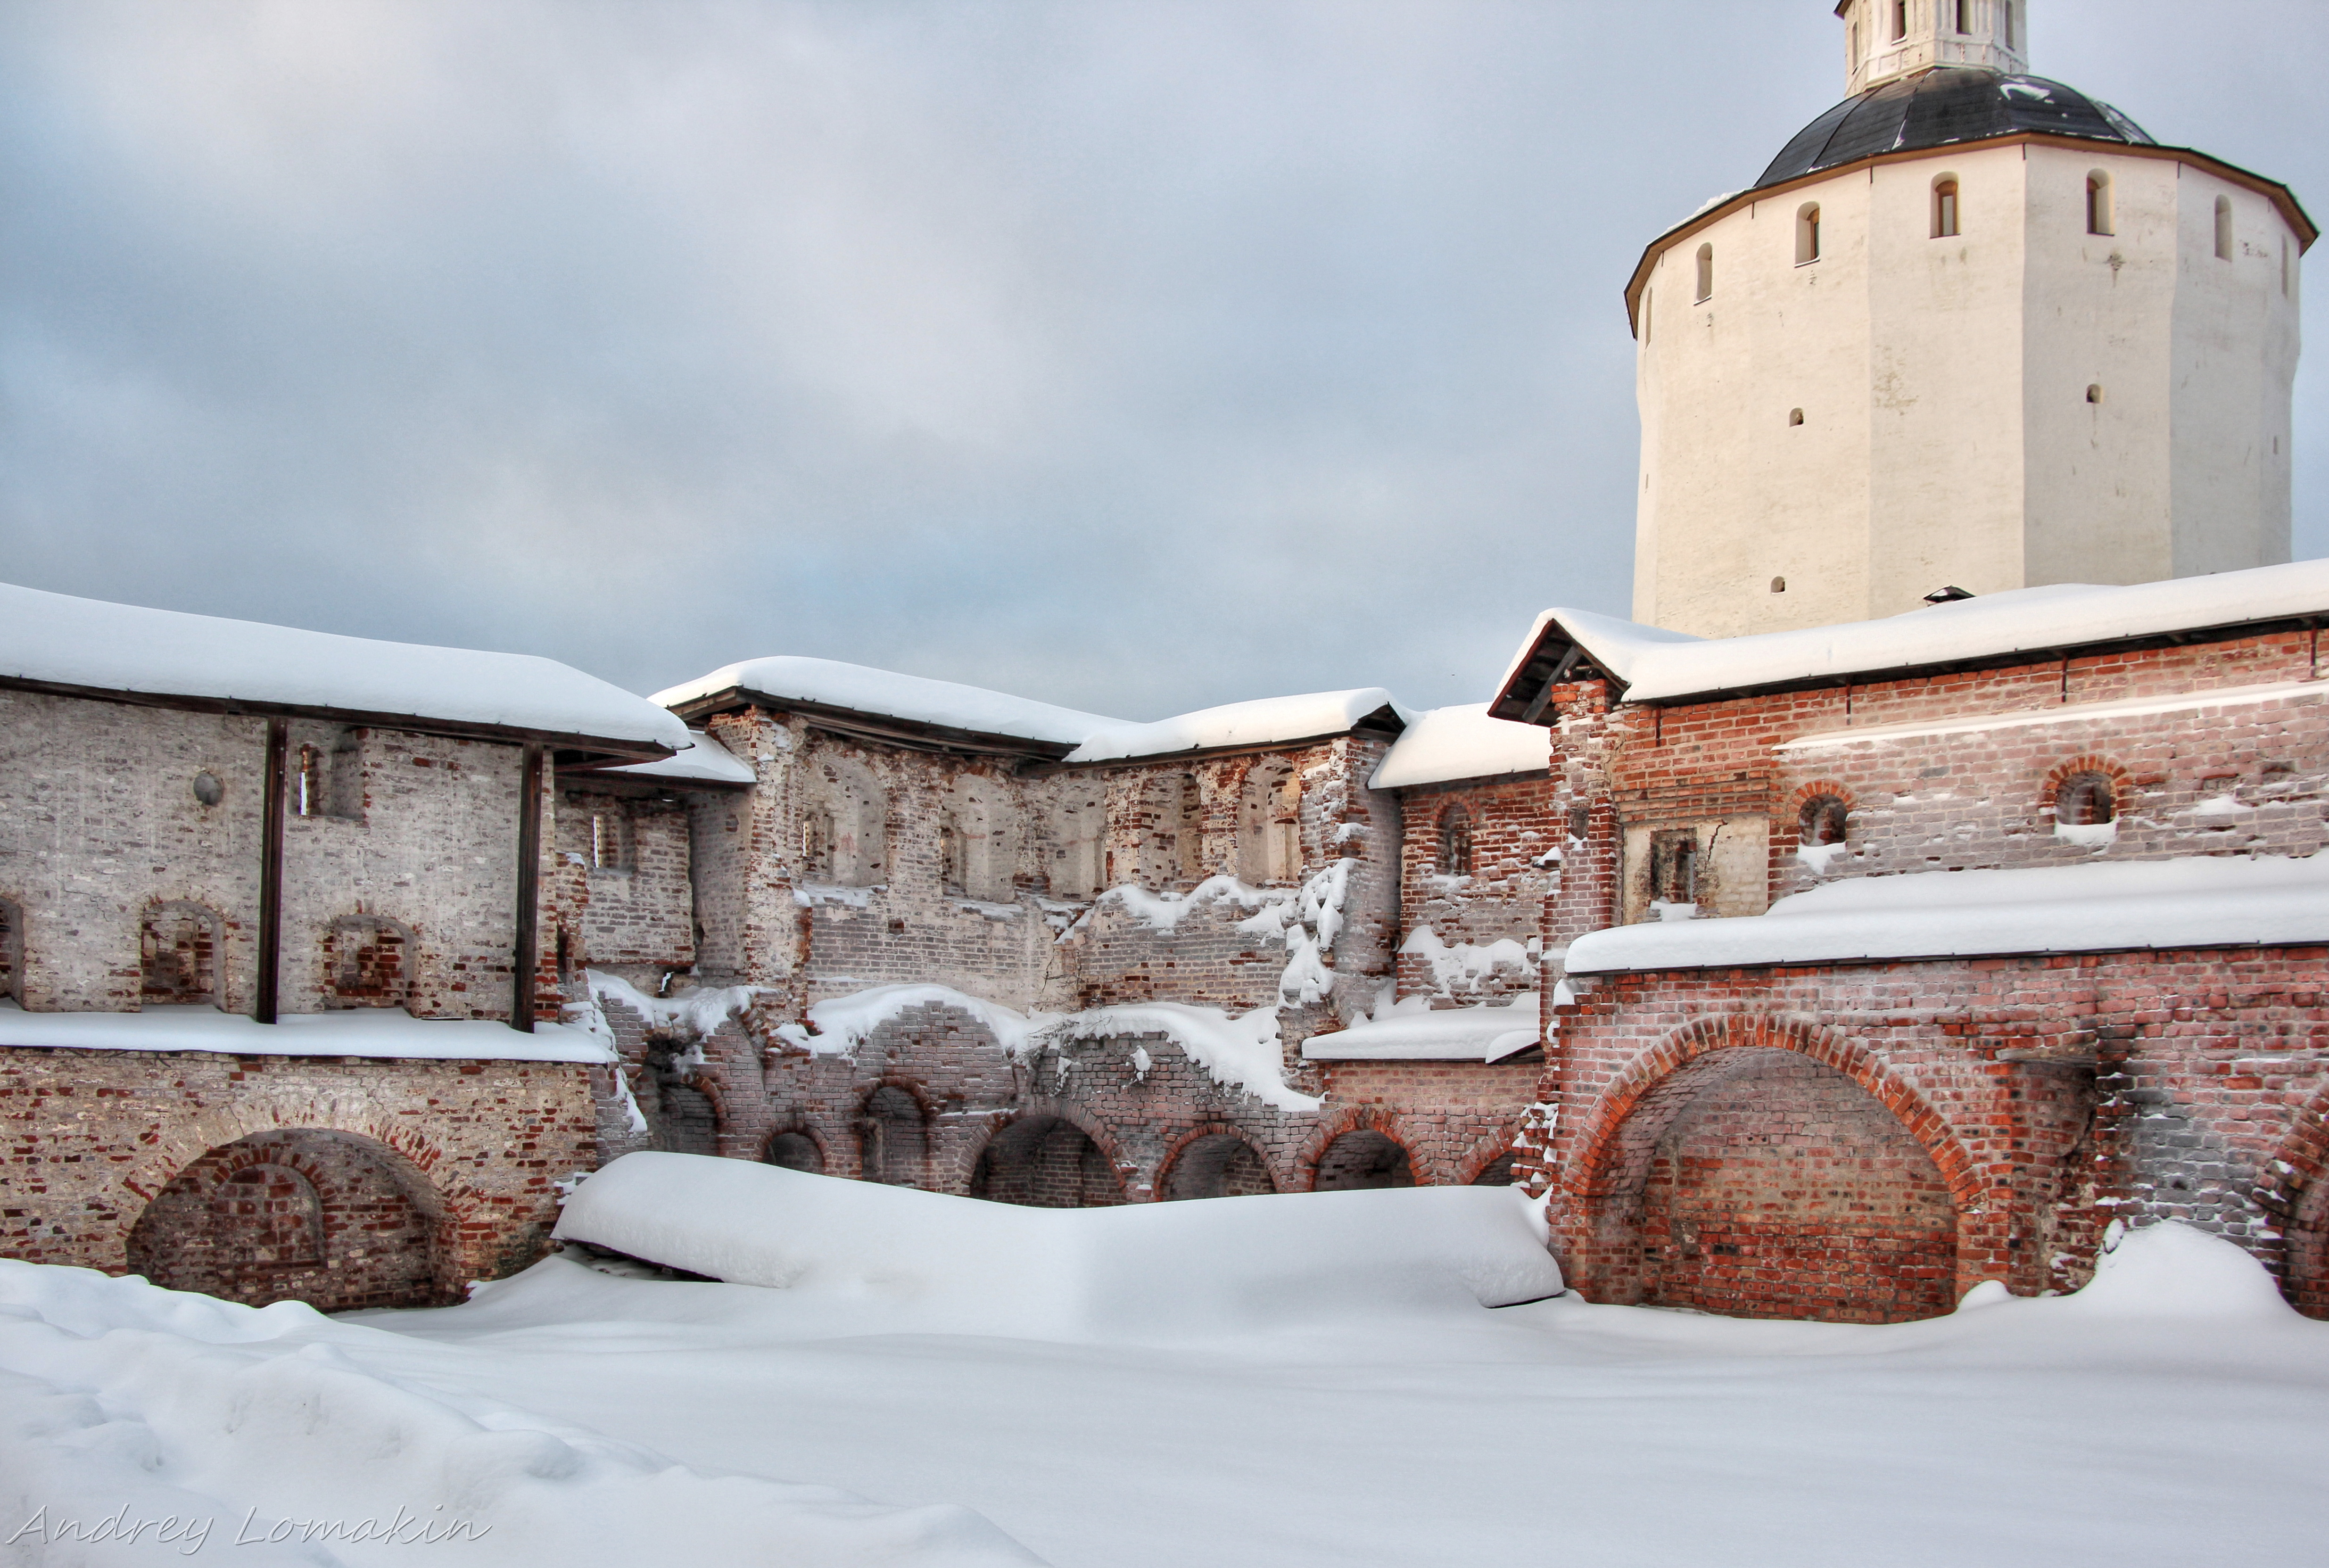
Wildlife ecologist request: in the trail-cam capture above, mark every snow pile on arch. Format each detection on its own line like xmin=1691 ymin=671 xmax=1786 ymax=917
xmin=0 ymin=1261 xmax=1040 ymax=1568
xmin=556 ymin=1152 xmax=1562 ymax=1340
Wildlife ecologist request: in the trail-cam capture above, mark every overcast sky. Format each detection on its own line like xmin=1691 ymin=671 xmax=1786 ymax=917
xmin=3 ymin=0 xmax=2325 ymax=721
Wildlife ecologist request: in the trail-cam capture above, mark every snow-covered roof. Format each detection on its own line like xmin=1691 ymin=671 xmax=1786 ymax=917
xmin=0 ymin=581 xmax=689 ymax=755
xmin=1299 ymin=999 xmax=1541 ymax=1063
xmin=599 ymin=727 xmax=757 ymax=785
xmin=1493 ymin=559 xmax=2329 ymax=713
xmin=1369 ymin=703 xmax=1551 ymax=790
xmin=0 ymin=1000 xmax=614 ymax=1063
xmin=653 ymin=655 xmax=1121 ymax=749
xmin=1563 ymin=854 xmax=2329 ymax=975
xmin=1065 ymin=689 xmax=1410 ymax=765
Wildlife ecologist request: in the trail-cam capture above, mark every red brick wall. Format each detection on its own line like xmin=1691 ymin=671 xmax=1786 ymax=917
xmin=1531 ymin=946 xmax=2329 ymax=1317
xmin=1537 ymin=628 xmax=2326 ymax=933
xmin=0 ymin=1046 xmax=599 ymax=1297
xmin=1391 ymin=774 xmax=1558 ymax=1006
xmin=1635 ymin=1048 xmax=1957 ymax=1322
xmin=125 ymin=1127 xmax=446 ymax=1310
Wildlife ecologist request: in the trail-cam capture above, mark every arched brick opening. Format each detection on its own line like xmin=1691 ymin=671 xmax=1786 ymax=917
xmin=125 ymin=1128 xmax=448 ymax=1312
xmin=1314 ymin=1130 xmax=1416 ymax=1191
xmin=969 ymin=1114 xmax=1126 ymax=1208
xmin=859 ymin=1082 xmax=929 ymax=1187
xmin=1569 ymin=1020 xmax=1976 ymax=1323
xmin=1160 ymin=1130 xmax=1274 ymax=1200
xmin=764 ymin=1129 xmax=826 ymax=1173
xmin=1470 ymin=1151 xmax=1516 ymax=1187
xmin=2265 ymin=1089 xmax=2329 ymax=1320
xmin=643 ymin=1038 xmax=719 ymax=1156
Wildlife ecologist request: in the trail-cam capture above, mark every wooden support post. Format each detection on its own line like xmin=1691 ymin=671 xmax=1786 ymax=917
xmin=256 ymin=717 xmax=288 ymax=1025
xmin=512 ymin=742 xmax=545 ymax=1033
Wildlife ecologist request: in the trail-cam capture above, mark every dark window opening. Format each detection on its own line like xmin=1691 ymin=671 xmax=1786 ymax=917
xmin=1436 ymin=804 xmax=1474 ymax=877
xmin=1650 ymin=830 xmax=1699 ymax=907
xmin=2055 ymin=772 xmax=2117 ymax=827
xmin=1800 ymin=795 xmax=1850 ymax=847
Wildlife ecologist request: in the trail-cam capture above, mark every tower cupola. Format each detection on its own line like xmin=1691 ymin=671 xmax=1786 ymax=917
xmin=1841 ymin=0 xmax=2027 ymax=94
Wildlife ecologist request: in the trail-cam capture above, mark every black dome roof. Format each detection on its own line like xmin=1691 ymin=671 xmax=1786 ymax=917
xmin=1755 ymin=67 xmax=2153 ymax=191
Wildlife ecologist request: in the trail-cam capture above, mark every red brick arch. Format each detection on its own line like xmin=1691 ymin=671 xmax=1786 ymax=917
xmin=2040 ymin=753 xmax=2131 ymax=815
xmin=1295 ymin=1105 xmax=1420 ymax=1190
xmin=961 ymin=1097 xmax=1131 ymax=1205
xmin=2263 ymin=1083 xmax=2329 ymax=1319
xmin=1566 ymin=1013 xmax=1987 ymax=1213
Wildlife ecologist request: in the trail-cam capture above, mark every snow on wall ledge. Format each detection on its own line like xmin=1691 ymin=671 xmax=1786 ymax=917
xmin=1564 ymin=853 xmax=2329 ymax=974
xmin=770 ymin=982 xmax=1320 ymax=1112
xmin=1299 ymin=999 xmax=1540 ymax=1063
xmin=599 ymin=726 xmax=757 ymax=784
xmin=0 ymin=579 xmax=690 ymax=750
xmin=1065 ymin=687 xmax=1412 ymax=763
xmin=1507 ymin=557 xmax=2329 ymax=706
xmin=0 ymin=999 xmax=615 ymax=1063
xmin=652 ymin=654 xmax=1121 ymax=745
xmin=556 ymin=1151 xmax=1563 ymax=1338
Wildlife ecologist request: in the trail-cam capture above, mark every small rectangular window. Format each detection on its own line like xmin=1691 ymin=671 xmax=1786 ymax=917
xmin=1933 ymin=178 xmax=1959 ymax=238
xmin=2214 ymin=196 xmax=2233 ymax=261
xmin=1891 ymin=0 xmax=1907 ymax=42
xmin=2086 ymin=173 xmax=2113 ymax=237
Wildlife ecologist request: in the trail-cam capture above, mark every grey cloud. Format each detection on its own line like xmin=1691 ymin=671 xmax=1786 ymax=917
xmin=0 ymin=0 xmax=2322 ymax=719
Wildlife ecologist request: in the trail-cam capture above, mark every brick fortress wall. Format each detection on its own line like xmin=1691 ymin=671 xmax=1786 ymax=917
xmin=0 ymin=1047 xmax=599 ymax=1307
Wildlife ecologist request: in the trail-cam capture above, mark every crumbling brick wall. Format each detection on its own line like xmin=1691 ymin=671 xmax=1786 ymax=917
xmin=0 ymin=1046 xmax=598 ymax=1296
xmin=1390 ymin=774 xmax=1558 ymax=1006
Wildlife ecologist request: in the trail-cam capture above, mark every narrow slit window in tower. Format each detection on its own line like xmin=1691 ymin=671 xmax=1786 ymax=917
xmin=1795 ymin=204 xmax=1821 ymax=265
xmin=1933 ymin=177 xmax=1959 ymax=238
xmin=2214 ymin=196 xmax=2233 ymax=260
xmin=2086 ymin=172 xmax=2113 ymax=237
xmin=1694 ymin=243 xmax=1713 ymax=303
xmin=1890 ymin=0 xmax=1907 ymax=42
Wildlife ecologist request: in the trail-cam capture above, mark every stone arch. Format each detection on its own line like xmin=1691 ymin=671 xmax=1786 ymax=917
xmin=763 ymin=1127 xmax=827 ymax=1174
xmin=2263 ymin=1085 xmax=2329 ymax=1320
xmin=126 ymin=1127 xmax=450 ymax=1311
xmin=801 ymin=752 xmax=888 ymax=886
xmin=859 ymin=1081 xmax=932 ymax=1188
xmin=968 ymin=1106 xmax=1127 ymax=1208
xmin=1313 ymin=1130 xmax=1417 ymax=1192
xmin=1136 ymin=771 xmax=1203 ymax=889
xmin=1462 ymin=1142 xmax=1518 ymax=1187
xmin=1158 ymin=1125 xmax=1276 ymax=1200
xmin=2040 ymin=753 xmax=2131 ymax=827
xmin=1785 ymin=779 xmax=1857 ymax=848
xmin=140 ymin=900 xmax=223 ymax=1006
xmin=945 ymin=771 xmax=1020 ymax=901
xmin=1565 ymin=1014 xmax=1982 ymax=1323
xmin=640 ymin=1037 xmax=722 ymax=1156
xmin=1236 ymin=758 xmax=1300 ymax=886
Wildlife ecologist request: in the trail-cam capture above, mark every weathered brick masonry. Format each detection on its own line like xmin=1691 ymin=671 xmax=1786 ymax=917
xmin=1501 ymin=619 xmax=2329 ymax=1321
xmin=0 ymin=1048 xmax=598 ymax=1306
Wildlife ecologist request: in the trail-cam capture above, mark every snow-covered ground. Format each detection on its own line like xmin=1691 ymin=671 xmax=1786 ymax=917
xmin=6 ymin=1156 xmax=2327 ymax=1566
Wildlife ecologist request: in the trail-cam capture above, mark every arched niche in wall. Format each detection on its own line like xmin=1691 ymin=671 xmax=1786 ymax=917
xmin=1237 ymin=758 xmax=1301 ymax=886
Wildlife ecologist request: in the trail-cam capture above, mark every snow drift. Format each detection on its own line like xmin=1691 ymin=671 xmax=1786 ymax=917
xmin=0 ymin=1262 xmax=1040 ymax=1568
xmin=554 ymin=1152 xmax=1564 ymax=1339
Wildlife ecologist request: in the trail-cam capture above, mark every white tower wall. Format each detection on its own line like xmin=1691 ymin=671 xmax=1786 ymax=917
xmin=1632 ymin=142 xmax=2303 ymax=639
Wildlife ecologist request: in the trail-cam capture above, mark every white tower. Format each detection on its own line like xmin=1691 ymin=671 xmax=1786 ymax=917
xmin=1629 ymin=1 xmax=2312 ymax=640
